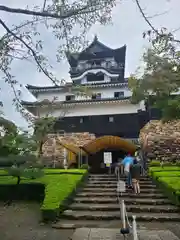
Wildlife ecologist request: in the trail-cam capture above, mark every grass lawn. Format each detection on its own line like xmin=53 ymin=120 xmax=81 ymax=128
xmin=0 ymin=169 xmax=87 ymax=221
xmin=149 ymin=165 xmax=180 ymax=205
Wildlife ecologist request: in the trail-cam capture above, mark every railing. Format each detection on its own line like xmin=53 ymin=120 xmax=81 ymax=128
xmin=117 ymin=172 xmax=139 ymax=240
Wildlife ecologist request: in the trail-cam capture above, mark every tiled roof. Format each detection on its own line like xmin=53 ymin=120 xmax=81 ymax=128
xmin=21 ymin=96 xmax=131 ymax=107
xmin=26 ymin=81 xmax=129 ymax=93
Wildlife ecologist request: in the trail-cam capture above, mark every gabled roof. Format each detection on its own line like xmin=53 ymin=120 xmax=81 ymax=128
xmin=81 ymin=35 xmax=112 ymax=54
xmin=66 ymin=36 xmax=126 ymax=67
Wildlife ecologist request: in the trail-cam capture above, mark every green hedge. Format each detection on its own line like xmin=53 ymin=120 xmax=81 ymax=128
xmin=0 ymin=169 xmax=87 ymax=221
xmin=41 ymin=173 xmax=87 ymax=221
xmin=149 ymin=166 xmax=180 ymax=206
xmin=0 ymin=168 xmax=86 ymax=176
xmin=149 ymin=166 xmax=180 ymax=172
xmin=0 ymin=183 xmax=44 ymax=201
xmin=149 ymin=160 xmax=180 ymax=167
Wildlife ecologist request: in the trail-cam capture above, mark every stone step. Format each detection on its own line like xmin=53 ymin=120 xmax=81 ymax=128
xmin=88 ymin=180 xmax=153 ymax=184
xmin=52 ymin=220 xmax=180 ymax=232
xmin=74 ymin=197 xmax=172 ymax=205
xmin=71 ymin=228 xmax=180 ymax=240
xmin=69 ymin=203 xmax=180 ymax=213
xmin=52 ymin=219 xmax=129 ymax=229
xmin=76 ymin=192 xmax=166 ymax=198
xmin=89 ymin=175 xmax=149 ymax=181
xmin=86 ymin=183 xmax=156 ymax=188
xmin=83 ymin=188 xmax=161 ymax=193
xmin=62 ymin=210 xmax=180 ymax=221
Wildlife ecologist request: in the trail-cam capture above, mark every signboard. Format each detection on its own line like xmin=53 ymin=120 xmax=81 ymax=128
xmin=117 ymin=180 xmax=126 ymax=193
xmin=104 ymin=152 xmax=112 ymax=164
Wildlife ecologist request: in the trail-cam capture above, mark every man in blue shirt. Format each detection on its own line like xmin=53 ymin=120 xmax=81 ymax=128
xmin=121 ymin=153 xmax=134 ymax=188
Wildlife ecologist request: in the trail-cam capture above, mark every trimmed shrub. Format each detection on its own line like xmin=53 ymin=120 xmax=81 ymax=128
xmin=149 ymin=160 xmax=161 ymax=167
xmin=80 ymin=164 xmax=89 ymax=169
xmin=0 ymin=183 xmax=45 ymax=202
xmin=0 ymin=169 xmax=87 ymax=221
xmin=149 ymin=166 xmax=180 ymax=206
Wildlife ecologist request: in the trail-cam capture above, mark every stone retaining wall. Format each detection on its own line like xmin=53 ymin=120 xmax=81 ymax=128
xmin=139 ymin=120 xmax=180 ymax=161
xmin=42 ymin=132 xmax=96 ymax=167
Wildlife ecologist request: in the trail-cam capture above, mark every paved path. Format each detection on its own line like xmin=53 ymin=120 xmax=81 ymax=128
xmin=71 ymin=228 xmax=180 ymax=240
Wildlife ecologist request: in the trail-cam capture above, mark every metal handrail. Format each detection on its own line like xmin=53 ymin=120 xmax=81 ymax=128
xmin=117 ymin=171 xmax=139 ymax=240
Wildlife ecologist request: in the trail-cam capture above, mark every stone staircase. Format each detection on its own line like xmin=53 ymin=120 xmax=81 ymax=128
xmin=53 ymin=174 xmax=180 ymax=229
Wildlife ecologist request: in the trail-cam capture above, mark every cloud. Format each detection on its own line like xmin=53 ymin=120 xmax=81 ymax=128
xmin=0 ymin=0 xmax=180 ymax=130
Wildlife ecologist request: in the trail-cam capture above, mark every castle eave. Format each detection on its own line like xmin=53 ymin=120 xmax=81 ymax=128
xmin=25 ymin=81 xmax=129 ymax=93
xmin=21 ymin=97 xmax=131 ymax=108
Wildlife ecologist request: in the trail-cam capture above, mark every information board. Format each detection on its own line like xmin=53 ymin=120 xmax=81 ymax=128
xmin=117 ymin=180 xmax=126 ymax=193
xmin=104 ymin=152 xmax=112 ymax=164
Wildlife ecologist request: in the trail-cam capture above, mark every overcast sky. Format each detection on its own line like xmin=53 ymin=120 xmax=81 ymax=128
xmin=0 ymin=0 xmax=180 ymax=130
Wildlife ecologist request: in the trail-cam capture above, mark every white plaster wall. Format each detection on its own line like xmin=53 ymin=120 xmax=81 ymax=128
xmin=38 ymin=101 xmax=141 ymax=118
xmin=37 ymin=91 xmax=67 ymax=102
xmin=35 ymin=86 xmax=132 ymax=102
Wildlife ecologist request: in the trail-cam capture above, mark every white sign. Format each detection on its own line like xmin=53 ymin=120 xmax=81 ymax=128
xmin=117 ymin=180 xmax=126 ymax=193
xmin=104 ymin=152 xmax=112 ymax=164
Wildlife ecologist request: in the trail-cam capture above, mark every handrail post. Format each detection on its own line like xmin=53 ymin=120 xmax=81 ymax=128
xmin=132 ymin=215 xmax=138 ymax=240
xmin=121 ymin=200 xmax=126 ymax=229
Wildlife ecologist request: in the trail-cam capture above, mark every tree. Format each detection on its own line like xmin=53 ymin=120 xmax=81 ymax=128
xmin=128 ymin=29 xmax=180 ymax=121
xmin=33 ymin=116 xmax=56 ymax=158
xmin=0 ymin=0 xmax=116 ymax=122
xmin=0 ymin=120 xmax=44 ymax=186
xmin=5 ymin=154 xmax=44 ymax=185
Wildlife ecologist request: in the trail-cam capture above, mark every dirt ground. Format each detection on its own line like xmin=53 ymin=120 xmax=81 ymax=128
xmin=0 ymin=202 xmax=179 ymax=240
xmin=0 ymin=202 xmax=74 ymax=240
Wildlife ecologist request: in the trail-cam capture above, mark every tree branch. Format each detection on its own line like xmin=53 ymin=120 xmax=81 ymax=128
xmin=0 ymin=3 xmax=99 ymax=20
xmin=1 ymin=67 xmax=35 ymax=123
xmin=147 ymin=10 xmax=169 ymax=19
xmin=0 ymin=18 xmax=58 ymax=85
xmin=2 ymin=17 xmax=49 ymax=40
xmin=42 ymin=0 xmax=47 ymax=11
xmin=134 ymin=0 xmax=180 ymax=44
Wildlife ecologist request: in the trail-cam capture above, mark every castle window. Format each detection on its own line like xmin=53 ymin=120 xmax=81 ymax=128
xmin=80 ymin=118 xmax=84 ymax=123
xmin=92 ymin=60 xmax=101 ymax=66
xmin=65 ymin=95 xmax=75 ymax=101
xmin=114 ymin=91 xmax=124 ymax=98
xmin=96 ymin=72 xmax=104 ymax=81
xmin=87 ymin=72 xmax=104 ymax=82
xmin=109 ymin=116 xmax=114 ymax=122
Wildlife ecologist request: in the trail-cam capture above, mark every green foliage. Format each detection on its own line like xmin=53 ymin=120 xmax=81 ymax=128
xmin=0 ymin=169 xmax=87 ymax=221
xmin=149 ymin=166 xmax=180 ymax=172
xmin=41 ymin=174 xmax=84 ymax=212
xmin=151 ymin=171 xmax=180 ymax=178
xmin=33 ymin=116 xmax=56 ymax=157
xmin=5 ymin=154 xmax=44 ymax=184
xmin=149 ymin=166 xmax=180 ymax=205
xmin=129 ymin=29 xmax=180 ymax=121
xmin=0 ymin=117 xmax=37 ymax=159
xmin=161 ymin=97 xmax=180 ymax=121
xmin=22 ymin=168 xmax=44 ymax=179
xmin=0 ymin=117 xmax=17 ymax=136
xmin=80 ymin=164 xmax=89 ymax=169
xmin=149 ymin=160 xmax=161 ymax=167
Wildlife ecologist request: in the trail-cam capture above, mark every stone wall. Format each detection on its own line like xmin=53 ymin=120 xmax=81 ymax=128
xmin=139 ymin=120 xmax=180 ymax=162
xmin=42 ymin=132 xmax=96 ymax=167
